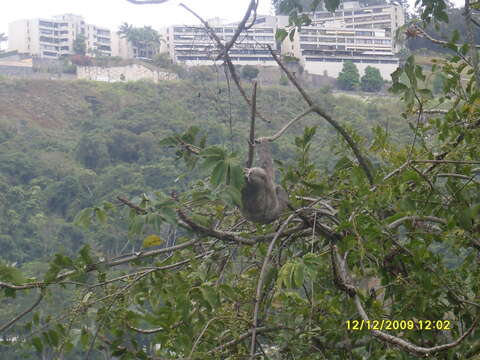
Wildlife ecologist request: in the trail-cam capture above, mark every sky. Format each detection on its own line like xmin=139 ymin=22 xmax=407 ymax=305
xmin=0 ymin=0 xmax=464 ymax=50
xmin=0 ymin=0 xmax=273 ymax=41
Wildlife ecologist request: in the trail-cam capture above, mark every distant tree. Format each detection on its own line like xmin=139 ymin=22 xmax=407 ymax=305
xmin=152 ymin=52 xmax=172 ymax=67
xmin=432 ymin=73 xmax=445 ymax=94
xmin=118 ymin=23 xmax=162 ymax=59
xmin=73 ymin=34 xmax=87 ymax=55
xmin=241 ymin=65 xmax=259 ymax=81
xmin=360 ymin=66 xmax=384 ymax=92
xmin=337 ymin=60 xmax=360 ymax=91
xmin=70 ymin=54 xmax=92 ymax=66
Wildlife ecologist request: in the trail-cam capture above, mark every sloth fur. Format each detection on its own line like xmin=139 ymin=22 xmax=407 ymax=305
xmin=240 ymin=142 xmax=288 ymax=224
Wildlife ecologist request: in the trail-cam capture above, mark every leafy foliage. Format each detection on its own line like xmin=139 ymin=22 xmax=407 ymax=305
xmin=337 ymin=60 xmax=360 ymax=91
xmin=360 ymin=66 xmax=384 ymax=92
xmin=240 ymin=65 xmax=259 ymax=81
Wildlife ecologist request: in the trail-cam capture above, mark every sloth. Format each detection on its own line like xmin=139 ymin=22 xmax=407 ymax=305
xmin=240 ymin=140 xmax=289 ymax=224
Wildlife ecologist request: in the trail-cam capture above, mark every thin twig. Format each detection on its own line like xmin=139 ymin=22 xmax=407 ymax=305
xmin=246 ymin=82 xmax=257 ymax=168
xmin=0 ymin=290 xmax=44 ymax=333
xmin=387 ymin=215 xmax=447 ymax=230
xmin=414 ymin=160 xmax=480 ymax=165
xmin=250 ymin=213 xmax=297 ymax=358
xmin=179 ymin=2 xmax=271 ymax=123
xmin=354 ymin=294 xmax=479 ymax=356
xmin=215 ymin=0 xmax=258 ymax=61
xmin=256 ymin=107 xmax=314 ymax=143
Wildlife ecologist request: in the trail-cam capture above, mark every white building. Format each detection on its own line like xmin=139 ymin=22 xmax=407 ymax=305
xmin=161 ymin=15 xmax=289 ymax=66
xmin=282 ymin=2 xmax=405 ymax=79
xmin=8 ymin=14 xmax=112 ymax=58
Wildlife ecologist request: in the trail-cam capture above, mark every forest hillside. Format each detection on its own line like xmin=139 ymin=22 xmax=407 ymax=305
xmin=0 ymin=78 xmax=409 ymax=265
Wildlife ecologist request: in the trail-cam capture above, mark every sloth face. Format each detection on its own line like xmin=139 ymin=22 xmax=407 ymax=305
xmin=244 ymin=167 xmax=268 ymax=184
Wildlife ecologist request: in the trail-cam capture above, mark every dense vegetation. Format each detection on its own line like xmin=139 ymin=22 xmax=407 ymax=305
xmin=0 ymin=77 xmax=410 ymax=358
xmin=0 ymin=78 xmax=408 ymax=265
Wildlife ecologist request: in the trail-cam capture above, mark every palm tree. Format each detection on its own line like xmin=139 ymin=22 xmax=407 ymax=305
xmin=0 ymin=33 xmax=7 ymax=51
xmin=118 ymin=23 xmax=162 ymax=59
xmin=118 ymin=23 xmax=133 ymax=39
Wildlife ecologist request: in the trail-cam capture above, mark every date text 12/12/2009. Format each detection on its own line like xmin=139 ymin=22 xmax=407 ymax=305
xmin=346 ymin=319 xmax=452 ymax=331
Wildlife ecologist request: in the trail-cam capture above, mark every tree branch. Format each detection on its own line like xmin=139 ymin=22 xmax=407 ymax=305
xmin=178 ymin=209 xmax=256 ymax=245
xmin=266 ymin=45 xmax=374 ymax=185
xmin=209 ymin=326 xmax=287 ymax=354
xmin=411 ymin=24 xmax=480 ymax=49
xmin=250 ymin=213 xmax=297 ymax=358
xmin=0 ymin=238 xmax=201 ymax=291
xmin=179 ymin=3 xmax=271 ymax=123
xmin=354 ymin=294 xmax=479 ymax=356
xmin=0 ymin=289 xmax=44 ymax=333
xmin=256 ymin=107 xmax=314 ymax=143
xmin=246 ymin=82 xmax=257 ymax=168
xmin=414 ymin=159 xmax=480 ymax=165
xmin=387 ymin=215 xmax=447 ymax=230
xmin=215 ymin=0 xmax=258 ymax=61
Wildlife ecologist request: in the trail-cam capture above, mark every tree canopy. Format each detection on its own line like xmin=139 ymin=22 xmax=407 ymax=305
xmin=360 ymin=66 xmax=384 ymax=92
xmin=337 ymin=61 xmax=360 ymax=91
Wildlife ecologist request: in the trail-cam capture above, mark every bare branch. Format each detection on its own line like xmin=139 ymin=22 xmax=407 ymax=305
xmin=0 ymin=290 xmax=44 ymax=333
xmin=411 ymin=24 xmax=480 ymax=49
xmin=414 ymin=159 xmax=480 ymax=165
xmin=250 ymin=213 xmax=297 ymax=357
xmin=436 ymin=173 xmax=480 ymax=183
xmin=387 ymin=215 xmax=447 ymax=230
xmin=209 ymin=326 xmax=288 ymax=354
xmin=215 ymin=0 xmax=258 ymax=61
xmin=422 ymin=109 xmax=449 ymax=114
xmin=266 ymin=45 xmax=374 ymax=185
xmin=246 ymin=82 xmax=257 ymax=168
xmin=0 ymin=238 xmax=201 ymax=291
xmin=118 ymin=196 xmax=148 ymax=214
xmin=256 ymin=107 xmax=315 ymax=143
xmin=178 ymin=209 xmax=256 ymax=245
xmin=354 ymin=295 xmax=479 ymax=356
xmin=179 ymin=3 xmax=271 ymax=123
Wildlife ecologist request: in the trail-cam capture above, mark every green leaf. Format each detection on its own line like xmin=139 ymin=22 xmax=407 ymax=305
xmin=158 ymin=136 xmax=178 ymax=147
xmin=200 ymin=286 xmax=219 ymax=309
xmin=211 ymin=161 xmax=227 ymax=187
xmin=47 ymin=329 xmax=59 ymax=347
xmin=325 ymin=0 xmax=341 ymax=11
xmin=275 ymin=29 xmax=288 ymax=42
xmin=142 ymin=234 xmax=163 ymax=248
xmin=74 ymin=208 xmax=93 ymax=229
xmin=229 ymin=164 xmax=245 ymax=190
xmin=32 ymin=337 xmax=43 ymax=353
xmin=94 ymin=208 xmax=107 ymax=225
xmin=289 ymin=28 xmax=296 ymax=41
xmin=221 ymin=185 xmax=242 ymax=207
xmin=293 ymin=263 xmax=305 ymax=288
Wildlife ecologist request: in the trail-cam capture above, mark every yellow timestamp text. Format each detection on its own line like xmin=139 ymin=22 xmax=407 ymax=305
xmin=346 ymin=319 xmax=452 ymax=331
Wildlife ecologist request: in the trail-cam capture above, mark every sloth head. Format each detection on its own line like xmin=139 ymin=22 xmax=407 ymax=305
xmin=244 ymin=167 xmax=268 ymax=186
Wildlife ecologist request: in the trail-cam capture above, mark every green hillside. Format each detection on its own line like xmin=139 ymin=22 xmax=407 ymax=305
xmin=0 ymin=78 xmax=408 ymax=265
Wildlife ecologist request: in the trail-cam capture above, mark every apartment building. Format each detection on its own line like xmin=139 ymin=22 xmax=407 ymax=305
xmin=281 ymin=2 xmax=404 ymax=79
xmin=160 ymin=15 xmax=289 ymax=66
xmin=8 ymin=14 xmax=112 ymax=59
xmin=309 ymin=1 xmax=404 ymax=51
